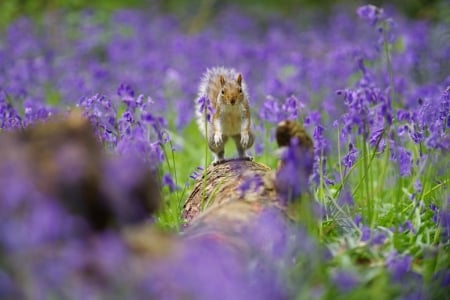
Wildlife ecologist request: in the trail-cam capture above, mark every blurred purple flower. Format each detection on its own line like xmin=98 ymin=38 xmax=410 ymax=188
xmin=354 ymin=214 xmax=363 ymax=227
xmin=313 ymin=125 xmax=327 ymax=154
xmin=386 ymin=251 xmax=412 ymax=281
xmin=360 ymin=226 xmax=371 ymax=242
xmin=0 ymin=92 xmax=23 ymax=130
xmin=371 ymin=232 xmax=386 ymax=245
xmin=357 ymin=5 xmax=384 ymax=26
xmin=413 ymin=179 xmax=422 ymax=193
xmin=197 ymin=95 xmax=214 ymax=123
xmin=435 ymin=204 xmax=450 ymax=242
xmin=118 ymin=83 xmax=135 ymax=99
xmin=342 ymin=142 xmax=358 ymax=169
xmin=399 ymin=220 xmax=414 ymax=233
xmin=276 ymin=138 xmax=314 ymax=202
xmin=369 ymin=127 xmax=385 ymax=151
xmin=395 ymin=146 xmax=412 ymax=177
xmin=332 ymin=270 xmax=359 ymax=292
xmin=304 ymin=111 xmax=321 ymax=127
xmin=359 ymin=224 xmax=386 ymax=245
xmin=259 ymin=97 xmax=282 ymax=124
xmin=337 ymin=187 xmax=354 ymax=208
xmin=189 ymin=166 xmax=204 ymax=181
xmin=162 ymin=173 xmax=177 ymax=192
xmin=259 ymin=96 xmax=301 ymax=124
xmin=150 ymin=219 xmax=290 ymax=300
xmin=411 ymin=88 xmax=449 ymax=150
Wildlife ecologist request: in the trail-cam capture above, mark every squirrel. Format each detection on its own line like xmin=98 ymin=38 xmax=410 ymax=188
xmin=195 ymin=67 xmax=254 ymax=165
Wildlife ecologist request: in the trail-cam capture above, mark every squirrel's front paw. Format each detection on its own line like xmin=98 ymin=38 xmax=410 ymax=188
xmin=214 ymin=132 xmax=223 ymax=146
xmin=240 ymin=131 xmax=249 ymax=147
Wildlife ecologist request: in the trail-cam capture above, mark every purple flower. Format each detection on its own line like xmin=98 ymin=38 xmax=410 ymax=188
xmin=342 ymin=142 xmax=358 ymax=169
xmin=281 ymin=95 xmax=299 ymax=120
xmin=386 ymin=251 xmax=412 ymax=281
xmin=399 ymin=220 xmax=414 ymax=233
xmin=435 ymin=205 xmax=450 ymax=242
xmin=357 ymin=5 xmax=384 ymax=26
xmin=154 ymin=214 xmax=292 ymax=300
xmin=354 ymin=214 xmax=363 ymax=226
xmin=337 ymin=188 xmax=354 ymax=207
xmin=360 ymin=225 xmax=371 ymax=242
xmin=276 ymin=137 xmax=314 ymax=202
xmin=395 ymin=146 xmax=412 ymax=177
xmin=259 ymin=97 xmax=281 ymax=123
xmin=369 ymin=127 xmax=385 ymax=150
xmin=259 ymin=96 xmax=302 ymax=124
xmin=162 ymin=173 xmax=177 ymax=192
xmin=313 ymin=125 xmax=328 ymax=157
xmin=413 ymin=180 xmax=422 ymax=193
xmin=189 ymin=166 xmax=204 ymax=181
xmin=409 ymin=88 xmax=449 ymax=150
xmin=304 ymin=111 xmax=321 ymax=127
xmin=0 ymin=93 xmax=23 ymax=130
xmin=197 ymin=96 xmax=214 ymax=123
xmin=118 ymin=83 xmax=135 ymax=100
xmin=332 ymin=270 xmax=359 ymax=292
xmin=371 ymin=231 xmax=386 ymax=245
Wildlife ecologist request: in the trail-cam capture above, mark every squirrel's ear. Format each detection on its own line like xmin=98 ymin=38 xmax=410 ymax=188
xmin=236 ymin=74 xmax=242 ymax=86
xmin=219 ymin=75 xmax=226 ymax=87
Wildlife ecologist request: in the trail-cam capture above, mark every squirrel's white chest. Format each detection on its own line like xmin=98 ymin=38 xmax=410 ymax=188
xmin=219 ymin=105 xmax=242 ymax=135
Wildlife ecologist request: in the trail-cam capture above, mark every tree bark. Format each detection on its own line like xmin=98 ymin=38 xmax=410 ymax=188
xmin=182 ymin=159 xmax=285 ymax=233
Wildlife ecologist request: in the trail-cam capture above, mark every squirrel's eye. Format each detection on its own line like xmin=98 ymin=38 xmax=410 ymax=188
xmin=239 ymin=88 xmax=242 ymax=93
xmin=221 ymin=90 xmax=225 ymax=95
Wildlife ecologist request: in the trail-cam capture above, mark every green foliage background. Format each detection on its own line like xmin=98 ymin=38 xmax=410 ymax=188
xmin=1 ymin=0 xmax=449 ymax=30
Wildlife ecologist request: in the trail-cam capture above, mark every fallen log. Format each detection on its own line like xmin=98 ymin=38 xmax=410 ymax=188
xmin=182 ymin=120 xmax=315 ymax=237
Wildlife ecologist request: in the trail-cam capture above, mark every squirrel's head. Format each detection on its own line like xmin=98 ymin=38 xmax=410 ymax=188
xmin=219 ymin=74 xmax=244 ymax=106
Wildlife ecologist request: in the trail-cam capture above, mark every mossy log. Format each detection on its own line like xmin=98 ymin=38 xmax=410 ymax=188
xmin=181 ymin=159 xmax=287 ymax=238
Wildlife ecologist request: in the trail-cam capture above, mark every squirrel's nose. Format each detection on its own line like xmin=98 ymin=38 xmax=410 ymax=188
xmin=230 ymin=99 xmax=236 ymax=105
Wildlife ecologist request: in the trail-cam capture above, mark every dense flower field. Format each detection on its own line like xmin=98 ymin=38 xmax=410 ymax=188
xmin=0 ymin=3 xmax=449 ymax=299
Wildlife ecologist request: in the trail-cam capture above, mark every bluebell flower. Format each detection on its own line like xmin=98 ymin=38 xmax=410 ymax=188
xmin=395 ymin=146 xmax=412 ymax=177
xmin=189 ymin=166 xmax=204 ymax=181
xmin=386 ymin=251 xmax=412 ymax=281
xmin=197 ymin=95 xmax=214 ymax=123
xmin=162 ymin=173 xmax=177 ymax=192
xmin=360 ymin=226 xmax=371 ymax=242
xmin=276 ymin=137 xmax=314 ymax=203
xmin=357 ymin=5 xmax=384 ymax=26
xmin=332 ymin=270 xmax=359 ymax=292
xmin=337 ymin=187 xmax=354 ymax=208
xmin=342 ymin=142 xmax=358 ymax=169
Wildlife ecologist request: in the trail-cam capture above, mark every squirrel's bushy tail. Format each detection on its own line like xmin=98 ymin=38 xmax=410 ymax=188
xmin=195 ymin=95 xmax=209 ymax=137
